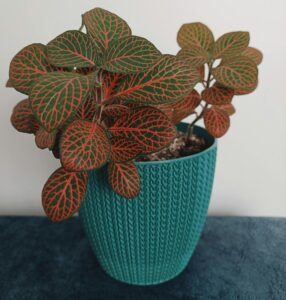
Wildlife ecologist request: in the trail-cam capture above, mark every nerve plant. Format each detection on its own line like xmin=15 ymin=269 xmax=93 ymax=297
xmin=8 ymin=8 xmax=262 ymax=222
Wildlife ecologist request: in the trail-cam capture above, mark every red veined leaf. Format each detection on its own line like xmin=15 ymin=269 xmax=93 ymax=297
xmin=157 ymin=89 xmax=201 ymax=124
xmin=212 ymin=32 xmax=249 ymax=59
xmin=204 ymin=106 xmax=230 ymax=138
xmin=83 ymin=8 xmax=131 ymax=62
xmin=177 ymin=46 xmax=210 ymax=67
xmin=218 ymin=103 xmax=236 ymax=116
xmin=74 ymin=86 xmax=98 ymax=121
xmin=42 ymin=167 xmax=88 ymax=222
xmin=202 ymin=83 xmax=234 ymax=105
xmin=234 ymin=80 xmax=258 ymax=95
xmin=35 ymin=127 xmax=57 ymax=150
xmin=213 ymin=56 xmax=258 ymax=90
xmin=30 ymin=72 xmax=92 ymax=132
xmin=111 ymin=55 xmax=200 ymax=104
xmin=103 ymin=104 xmax=130 ymax=117
xmin=47 ymin=30 xmax=96 ymax=68
xmin=9 ymin=43 xmax=54 ymax=95
xmin=102 ymin=36 xmax=161 ymax=74
xmin=111 ymin=137 xmax=142 ymax=163
xmin=60 ymin=120 xmax=110 ymax=171
xmin=108 ymin=161 xmax=140 ymax=198
xmin=241 ymin=47 xmax=263 ymax=65
xmin=11 ymin=99 xmax=40 ymax=134
xmin=110 ymin=106 xmax=177 ymax=153
xmin=177 ymin=22 xmax=214 ymax=50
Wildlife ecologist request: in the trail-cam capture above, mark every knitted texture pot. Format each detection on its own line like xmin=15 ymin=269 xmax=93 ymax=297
xmin=79 ymin=124 xmax=217 ymax=285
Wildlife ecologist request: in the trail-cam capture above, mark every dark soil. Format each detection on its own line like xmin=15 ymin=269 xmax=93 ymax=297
xmin=137 ymin=131 xmax=211 ymax=162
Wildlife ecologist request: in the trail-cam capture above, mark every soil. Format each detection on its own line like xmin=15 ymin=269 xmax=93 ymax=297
xmin=137 ymin=131 xmax=211 ymax=162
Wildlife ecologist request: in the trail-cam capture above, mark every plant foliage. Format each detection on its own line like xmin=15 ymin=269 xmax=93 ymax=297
xmin=9 ymin=7 xmax=262 ymax=221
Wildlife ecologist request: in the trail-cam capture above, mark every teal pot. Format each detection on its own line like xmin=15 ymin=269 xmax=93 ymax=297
xmin=79 ymin=124 xmax=217 ymax=285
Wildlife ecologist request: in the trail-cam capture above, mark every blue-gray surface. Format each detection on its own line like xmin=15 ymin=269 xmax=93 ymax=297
xmin=0 ymin=217 xmax=285 ymax=300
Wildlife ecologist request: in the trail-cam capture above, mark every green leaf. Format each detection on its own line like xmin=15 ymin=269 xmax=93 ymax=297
xmin=111 ymin=55 xmax=200 ymax=104
xmin=102 ymin=36 xmax=161 ymax=74
xmin=110 ymin=106 xmax=177 ymax=154
xmin=47 ymin=30 xmax=96 ymax=68
xmin=202 ymin=83 xmax=234 ymax=105
xmin=108 ymin=161 xmax=140 ymax=198
xmin=11 ymin=99 xmax=40 ymax=134
xmin=234 ymin=80 xmax=258 ymax=95
xmin=177 ymin=46 xmax=210 ymax=67
xmin=83 ymin=8 xmax=131 ymax=61
xmin=35 ymin=127 xmax=57 ymax=150
xmin=9 ymin=43 xmax=54 ymax=95
xmin=212 ymin=32 xmax=249 ymax=59
xmin=111 ymin=137 xmax=142 ymax=163
xmin=203 ymin=106 xmax=230 ymax=138
xmin=30 ymin=72 xmax=92 ymax=132
xmin=241 ymin=47 xmax=263 ymax=65
xmin=42 ymin=167 xmax=88 ymax=222
xmin=60 ymin=120 xmax=110 ymax=171
xmin=177 ymin=22 xmax=214 ymax=50
xmin=213 ymin=56 xmax=258 ymax=90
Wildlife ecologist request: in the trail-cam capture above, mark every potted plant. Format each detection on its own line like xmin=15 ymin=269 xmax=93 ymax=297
xmin=8 ymin=7 xmax=262 ymax=285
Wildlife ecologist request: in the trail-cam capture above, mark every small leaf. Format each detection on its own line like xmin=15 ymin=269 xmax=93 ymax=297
xmin=177 ymin=46 xmax=210 ymax=67
xmin=83 ymin=8 xmax=131 ymax=61
xmin=102 ymin=36 xmax=161 ymax=73
xmin=111 ymin=55 xmax=200 ymax=104
xmin=35 ymin=127 xmax=57 ymax=150
xmin=47 ymin=30 xmax=96 ymax=68
xmin=103 ymin=104 xmax=130 ymax=117
xmin=111 ymin=137 xmax=142 ymax=163
xmin=213 ymin=56 xmax=258 ymax=90
xmin=11 ymin=99 xmax=40 ymax=134
xmin=108 ymin=161 xmax=140 ymax=198
xmin=157 ymin=89 xmax=201 ymax=124
xmin=234 ymin=80 xmax=258 ymax=95
xmin=110 ymin=106 xmax=177 ymax=153
xmin=42 ymin=167 xmax=88 ymax=222
xmin=60 ymin=120 xmax=110 ymax=171
xmin=241 ymin=47 xmax=263 ymax=65
xmin=218 ymin=104 xmax=236 ymax=116
xmin=202 ymin=83 xmax=234 ymax=105
xmin=30 ymin=72 xmax=92 ymax=132
xmin=9 ymin=43 xmax=54 ymax=95
xmin=6 ymin=79 xmax=13 ymax=88
xmin=177 ymin=22 xmax=214 ymax=50
xmin=213 ymin=32 xmax=249 ymax=59
xmin=204 ymin=106 xmax=230 ymax=138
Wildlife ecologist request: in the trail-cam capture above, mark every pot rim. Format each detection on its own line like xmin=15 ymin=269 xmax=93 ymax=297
xmin=135 ymin=123 xmax=217 ymax=166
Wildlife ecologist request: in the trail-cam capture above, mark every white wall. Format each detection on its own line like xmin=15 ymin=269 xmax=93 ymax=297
xmin=0 ymin=0 xmax=285 ymax=216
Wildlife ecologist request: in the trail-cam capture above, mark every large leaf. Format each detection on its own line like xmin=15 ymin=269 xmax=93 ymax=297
xmin=234 ymin=80 xmax=258 ymax=95
xmin=212 ymin=32 xmax=249 ymax=59
xmin=83 ymin=8 xmax=131 ymax=61
xmin=202 ymin=83 xmax=234 ymax=105
xmin=108 ymin=161 xmax=140 ymax=198
xmin=101 ymin=36 xmax=161 ymax=74
xmin=241 ymin=47 xmax=263 ymax=65
xmin=9 ymin=43 xmax=54 ymax=95
xmin=204 ymin=106 xmax=230 ymax=138
xmin=98 ymin=70 xmax=124 ymax=100
xmin=42 ymin=167 xmax=88 ymax=222
xmin=35 ymin=127 xmax=57 ymax=150
xmin=111 ymin=137 xmax=142 ymax=163
xmin=30 ymin=72 xmax=92 ymax=132
xmin=60 ymin=120 xmax=110 ymax=171
xmin=157 ymin=89 xmax=201 ymax=124
xmin=213 ymin=56 xmax=258 ymax=90
xmin=110 ymin=106 xmax=177 ymax=153
xmin=177 ymin=46 xmax=210 ymax=67
xmin=47 ymin=30 xmax=96 ymax=68
xmin=11 ymin=99 xmax=40 ymax=134
xmin=111 ymin=56 xmax=200 ymax=104
xmin=177 ymin=22 xmax=214 ymax=50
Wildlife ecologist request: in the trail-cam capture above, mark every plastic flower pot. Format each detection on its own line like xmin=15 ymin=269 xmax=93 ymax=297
xmin=79 ymin=123 xmax=217 ymax=285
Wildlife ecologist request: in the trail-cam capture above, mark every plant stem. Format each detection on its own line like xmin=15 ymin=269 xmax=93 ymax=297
xmin=186 ymin=61 xmax=214 ymax=140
